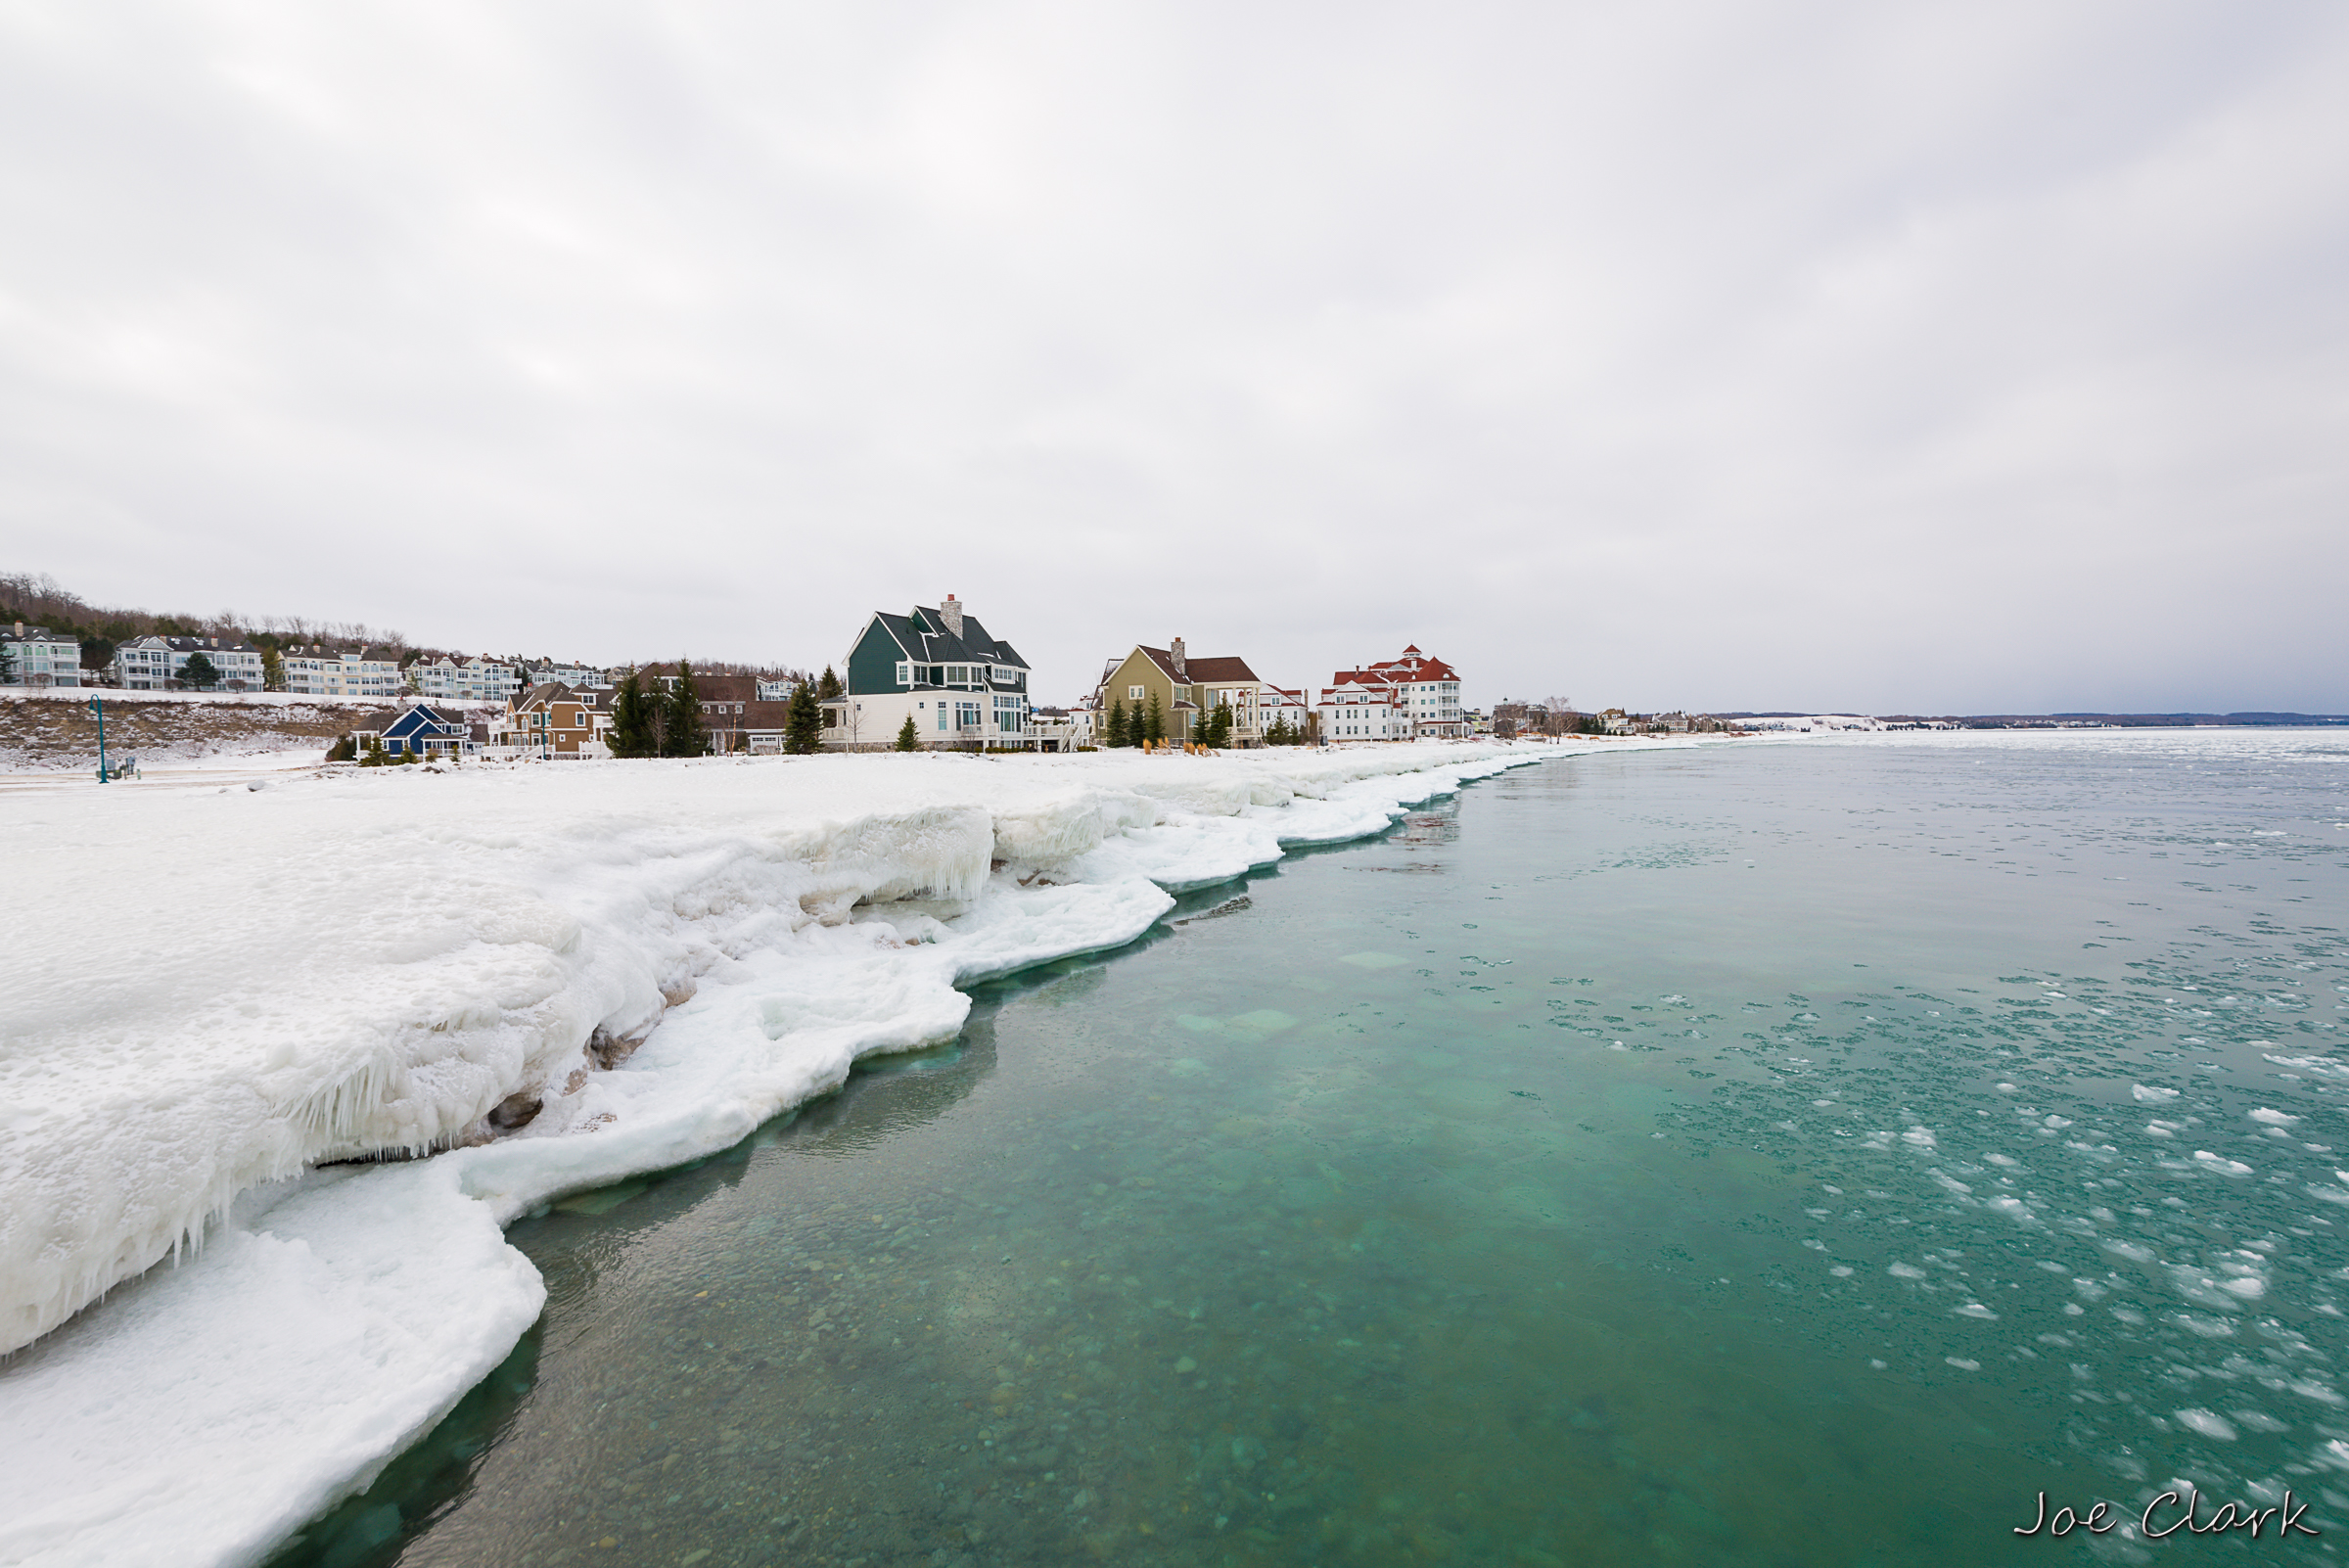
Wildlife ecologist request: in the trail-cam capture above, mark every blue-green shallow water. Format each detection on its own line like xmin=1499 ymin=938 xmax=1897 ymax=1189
xmin=275 ymin=732 xmax=2349 ymax=1568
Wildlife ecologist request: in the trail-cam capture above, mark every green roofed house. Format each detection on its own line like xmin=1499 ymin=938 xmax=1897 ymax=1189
xmin=829 ymin=594 xmax=1037 ymax=749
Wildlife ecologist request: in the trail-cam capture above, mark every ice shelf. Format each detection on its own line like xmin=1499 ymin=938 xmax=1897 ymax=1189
xmin=0 ymin=742 xmax=1601 ymax=1568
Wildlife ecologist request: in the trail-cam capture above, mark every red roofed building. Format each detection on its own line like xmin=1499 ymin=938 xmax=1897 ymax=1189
xmin=1315 ymin=645 xmax=1466 ymax=741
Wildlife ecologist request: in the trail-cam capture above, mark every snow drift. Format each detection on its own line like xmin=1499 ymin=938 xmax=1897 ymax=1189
xmin=0 ymin=742 xmax=1555 ymax=1568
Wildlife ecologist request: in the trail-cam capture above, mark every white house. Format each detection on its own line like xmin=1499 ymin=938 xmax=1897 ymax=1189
xmin=282 ymin=646 xmax=404 ymax=699
xmin=1314 ymin=646 xmax=1465 ymax=741
xmin=1315 ymin=677 xmax=1408 ymax=741
xmin=832 ymin=594 xmax=1034 ymax=748
xmin=2 ymin=623 xmax=83 ymax=688
xmin=1263 ymin=684 xmax=1312 ymax=736
xmin=409 ymin=656 xmax=521 ymax=706
xmin=113 ymin=634 xmax=265 ymax=692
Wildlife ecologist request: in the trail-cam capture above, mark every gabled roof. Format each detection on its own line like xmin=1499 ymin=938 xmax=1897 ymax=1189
xmin=1183 ymin=656 xmax=1260 ymax=684
xmin=130 ymin=633 xmax=263 ymax=655
xmin=513 ymin=681 xmax=577 ymax=711
xmin=871 ymin=607 xmax=1029 ymax=671
xmin=1127 ymin=646 xmax=1261 ymax=686
xmin=385 ymin=704 xmax=465 ymax=734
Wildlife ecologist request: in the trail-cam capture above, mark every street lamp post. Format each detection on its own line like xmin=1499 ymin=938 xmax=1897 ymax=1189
xmin=89 ymin=694 xmax=108 ymax=782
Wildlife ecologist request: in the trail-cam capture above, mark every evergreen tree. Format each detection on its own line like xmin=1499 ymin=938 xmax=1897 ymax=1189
xmin=896 ymin=714 xmax=919 ymax=751
xmin=609 ymin=669 xmax=654 ymax=758
xmin=259 ymin=644 xmax=285 ymax=691
xmin=326 ymin=734 xmax=357 ymax=762
xmin=358 ymin=735 xmax=388 ymax=767
xmin=785 ymin=680 xmax=824 ymax=754
xmin=1210 ymin=699 xmax=1234 ymax=749
xmin=0 ymin=642 xmax=14 ymax=685
xmin=1143 ymin=690 xmax=1165 ymax=746
xmin=1106 ymin=698 xmax=1128 ymax=748
xmin=664 ymin=661 xmax=707 ymax=757
xmin=816 ymin=666 xmax=844 ymax=702
xmin=180 ymin=651 xmax=220 ymax=690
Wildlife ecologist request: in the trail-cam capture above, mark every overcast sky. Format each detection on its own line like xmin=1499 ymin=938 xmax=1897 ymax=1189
xmin=3 ymin=2 xmax=2344 ymax=713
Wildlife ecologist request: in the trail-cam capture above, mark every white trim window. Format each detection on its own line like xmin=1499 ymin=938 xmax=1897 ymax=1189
xmin=896 ymin=662 xmax=912 ymax=684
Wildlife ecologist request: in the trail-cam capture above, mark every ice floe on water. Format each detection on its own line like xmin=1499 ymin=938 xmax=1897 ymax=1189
xmin=0 ymin=742 xmax=1561 ymax=1568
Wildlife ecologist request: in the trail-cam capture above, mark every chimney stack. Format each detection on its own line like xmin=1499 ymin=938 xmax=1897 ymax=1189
xmin=1170 ymin=636 xmax=1186 ymax=678
xmin=12 ymin=622 xmax=21 ymax=638
xmin=939 ymin=594 xmax=964 ymax=638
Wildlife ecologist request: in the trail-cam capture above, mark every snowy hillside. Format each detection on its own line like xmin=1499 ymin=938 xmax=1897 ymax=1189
xmin=0 ymin=691 xmax=408 ymax=770
xmin=0 ymin=741 xmax=1630 ymax=1568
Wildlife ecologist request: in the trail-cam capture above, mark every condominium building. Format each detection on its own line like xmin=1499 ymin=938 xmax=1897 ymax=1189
xmin=281 ymin=646 xmax=404 ymax=699
xmin=112 ymin=634 xmax=264 ymax=692
xmin=1314 ymin=645 xmax=1465 ymax=741
xmin=2 ymin=623 xmax=84 ymax=688
xmin=408 ymin=656 xmax=522 ymax=706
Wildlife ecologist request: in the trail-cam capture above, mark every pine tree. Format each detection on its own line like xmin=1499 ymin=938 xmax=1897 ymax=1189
xmin=1106 ymin=698 xmax=1128 ymax=748
xmin=817 ymin=666 xmax=844 ymax=702
xmin=786 ymin=680 xmax=824 ymax=754
xmin=896 ymin=714 xmax=919 ymax=751
xmin=259 ymin=643 xmax=285 ymax=691
xmin=610 ymin=669 xmax=653 ymax=758
xmin=1210 ymin=699 xmax=1233 ymax=749
xmin=1143 ymin=690 xmax=1165 ymax=746
xmin=181 ymin=651 xmax=220 ymax=690
xmin=358 ymin=734 xmax=388 ymax=767
xmin=327 ymin=734 xmax=357 ymax=761
xmin=664 ymin=661 xmax=707 ymax=757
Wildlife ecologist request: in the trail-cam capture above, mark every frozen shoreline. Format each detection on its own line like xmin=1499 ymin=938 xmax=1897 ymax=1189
xmin=0 ymin=740 xmax=1671 ymax=1568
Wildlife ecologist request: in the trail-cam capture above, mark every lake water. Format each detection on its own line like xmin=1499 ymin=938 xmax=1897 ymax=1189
xmin=278 ymin=731 xmax=2349 ymax=1568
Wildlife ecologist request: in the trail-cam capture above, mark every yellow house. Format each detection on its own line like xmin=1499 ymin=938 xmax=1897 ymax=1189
xmin=1093 ymin=639 xmax=1267 ymax=746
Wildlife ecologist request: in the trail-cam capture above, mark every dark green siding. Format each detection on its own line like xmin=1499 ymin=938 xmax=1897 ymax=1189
xmin=846 ymin=620 xmax=906 ymax=695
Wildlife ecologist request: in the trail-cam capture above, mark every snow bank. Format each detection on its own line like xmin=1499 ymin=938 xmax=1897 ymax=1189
xmin=0 ymin=741 xmax=1553 ymax=1568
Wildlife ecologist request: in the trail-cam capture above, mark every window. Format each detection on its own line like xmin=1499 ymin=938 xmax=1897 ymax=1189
xmin=897 ymin=662 xmax=911 ymax=684
xmin=1128 ymin=685 xmax=1143 ymax=701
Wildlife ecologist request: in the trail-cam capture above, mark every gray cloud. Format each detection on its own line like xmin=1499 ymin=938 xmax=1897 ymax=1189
xmin=3 ymin=0 xmax=2343 ymax=712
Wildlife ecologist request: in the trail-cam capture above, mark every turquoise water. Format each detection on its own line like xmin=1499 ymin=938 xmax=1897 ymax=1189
xmin=280 ymin=734 xmax=2349 ymax=1567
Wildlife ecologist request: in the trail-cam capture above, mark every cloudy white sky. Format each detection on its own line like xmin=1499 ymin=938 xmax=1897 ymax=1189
xmin=2 ymin=2 xmax=2344 ymax=714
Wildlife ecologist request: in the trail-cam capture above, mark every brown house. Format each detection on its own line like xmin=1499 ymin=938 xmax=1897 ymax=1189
xmin=505 ymin=682 xmax=608 ymax=757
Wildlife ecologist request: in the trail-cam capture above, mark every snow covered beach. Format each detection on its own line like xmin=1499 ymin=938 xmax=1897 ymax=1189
xmin=0 ymin=741 xmax=1592 ymax=1568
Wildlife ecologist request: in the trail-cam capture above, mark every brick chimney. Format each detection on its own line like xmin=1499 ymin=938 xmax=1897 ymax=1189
xmin=939 ymin=594 xmax=964 ymax=638
xmin=1170 ymin=636 xmax=1186 ymax=678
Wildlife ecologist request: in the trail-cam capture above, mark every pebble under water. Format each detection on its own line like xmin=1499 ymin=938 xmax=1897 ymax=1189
xmin=276 ymin=731 xmax=2349 ymax=1567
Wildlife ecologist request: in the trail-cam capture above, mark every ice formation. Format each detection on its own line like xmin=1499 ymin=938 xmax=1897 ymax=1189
xmin=0 ymin=743 xmax=1549 ymax=1568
